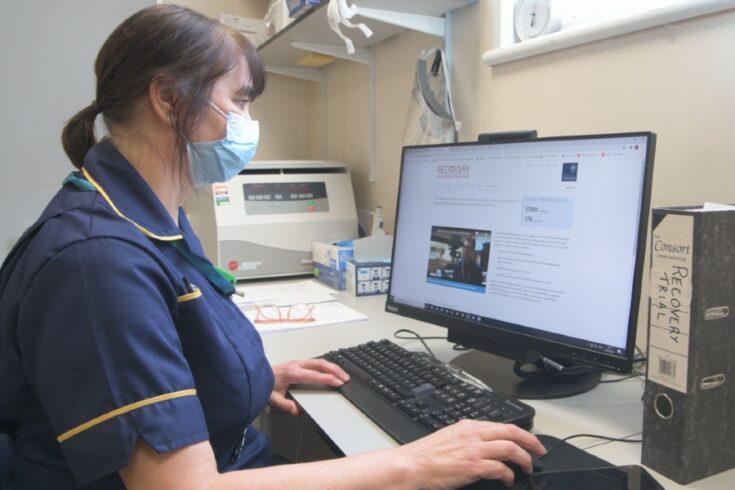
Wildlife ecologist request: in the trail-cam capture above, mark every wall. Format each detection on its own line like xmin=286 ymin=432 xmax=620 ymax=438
xmin=252 ymin=73 xmax=321 ymax=161
xmin=322 ymin=30 xmax=442 ymax=231
xmin=450 ymin=1 xmax=735 ymax=348
xmin=324 ymin=59 xmax=369 ymax=221
xmin=465 ymin=3 xmax=735 ymax=208
xmin=171 ymin=0 xmax=267 ymax=20
xmin=322 ymin=2 xmax=735 ymax=349
xmin=0 ymin=0 xmax=154 ymax=261
xmin=323 ymin=5 xmax=735 ymax=219
xmin=372 ymin=31 xmax=445 ymax=232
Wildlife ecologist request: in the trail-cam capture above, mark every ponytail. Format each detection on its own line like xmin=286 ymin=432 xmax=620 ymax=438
xmin=61 ymin=102 xmax=101 ymax=169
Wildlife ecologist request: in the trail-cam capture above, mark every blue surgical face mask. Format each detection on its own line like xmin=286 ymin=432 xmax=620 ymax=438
xmin=187 ymin=102 xmax=259 ymax=187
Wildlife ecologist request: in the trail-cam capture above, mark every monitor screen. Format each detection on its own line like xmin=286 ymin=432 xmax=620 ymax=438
xmin=386 ymin=133 xmax=655 ymax=396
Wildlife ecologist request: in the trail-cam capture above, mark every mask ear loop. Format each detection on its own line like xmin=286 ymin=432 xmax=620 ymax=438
xmin=208 ymin=101 xmax=228 ymax=118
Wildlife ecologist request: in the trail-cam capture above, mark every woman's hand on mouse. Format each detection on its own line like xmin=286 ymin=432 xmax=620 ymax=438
xmin=398 ymin=419 xmax=546 ymax=489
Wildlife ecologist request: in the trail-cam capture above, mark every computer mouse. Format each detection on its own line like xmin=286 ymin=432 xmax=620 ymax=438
xmin=506 ymin=456 xmax=545 ymax=488
xmin=498 ymin=463 xmax=532 ymax=490
xmin=530 ymin=454 xmax=545 ymax=473
xmin=460 ymin=457 xmax=544 ymax=489
xmin=508 ymin=454 xmax=545 ymax=474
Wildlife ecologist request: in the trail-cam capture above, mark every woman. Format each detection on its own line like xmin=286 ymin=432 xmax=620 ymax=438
xmin=0 ymin=5 xmax=544 ymax=489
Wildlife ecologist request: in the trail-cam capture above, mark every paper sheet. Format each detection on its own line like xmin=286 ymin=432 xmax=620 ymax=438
xmin=647 ymin=214 xmax=693 ymax=393
xmin=242 ymin=300 xmax=368 ymax=334
xmin=232 ymin=280 xmax=336 ymax=307
xmin=231 ymin=279 xmax=368 ymax=333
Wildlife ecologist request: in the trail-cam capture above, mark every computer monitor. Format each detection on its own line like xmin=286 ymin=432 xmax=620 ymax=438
xmin=386 ymin=132 xmax=656 ymax=399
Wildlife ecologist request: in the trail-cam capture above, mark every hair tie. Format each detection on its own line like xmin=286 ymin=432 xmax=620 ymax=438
xmin=90 ymin=100 xmax=102 ymax=114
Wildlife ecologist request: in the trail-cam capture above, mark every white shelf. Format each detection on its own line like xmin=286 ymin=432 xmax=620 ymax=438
xmin=258 ymin=0 xmax=474 ymax=68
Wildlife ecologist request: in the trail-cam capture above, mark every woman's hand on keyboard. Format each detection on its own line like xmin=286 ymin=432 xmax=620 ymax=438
xmin=269 ymin=359 xmax=350 ymax=415
xmin=399 ymin=419 xmax=546 ymax=489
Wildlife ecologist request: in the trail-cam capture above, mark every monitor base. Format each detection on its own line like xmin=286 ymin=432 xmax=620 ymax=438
xmin=450 ymin=350 xmax=601 ymax=400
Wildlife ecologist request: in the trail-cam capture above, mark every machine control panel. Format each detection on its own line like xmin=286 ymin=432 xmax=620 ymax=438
xmin=242 ymin=182 xmax=329 ymax=215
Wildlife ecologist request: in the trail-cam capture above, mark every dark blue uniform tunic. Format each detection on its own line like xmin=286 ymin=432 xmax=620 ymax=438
xmin=0 ymin=140 xmax=275 ymax=488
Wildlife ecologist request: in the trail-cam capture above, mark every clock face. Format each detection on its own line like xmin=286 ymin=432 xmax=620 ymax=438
xmin=514 ymin=0 xmax=554 ymax=41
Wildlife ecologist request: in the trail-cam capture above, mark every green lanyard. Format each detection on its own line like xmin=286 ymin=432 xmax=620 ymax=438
xmin=169 ymin=240 xmax=236 ymax=296
xmin=64 ymin=172 xmax=237 ymax=296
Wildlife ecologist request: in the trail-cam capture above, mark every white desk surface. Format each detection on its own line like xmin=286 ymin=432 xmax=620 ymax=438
xmin=260 ymin=284 xmax=734 ymax=490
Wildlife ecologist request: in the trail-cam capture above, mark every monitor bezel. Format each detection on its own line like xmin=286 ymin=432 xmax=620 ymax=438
xmin=385 ymin=131 xmax=656 ymax=374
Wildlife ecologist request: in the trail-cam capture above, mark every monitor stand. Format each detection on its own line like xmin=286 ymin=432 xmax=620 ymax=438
xmin=450 ymin=350 xmax=601 ymax=400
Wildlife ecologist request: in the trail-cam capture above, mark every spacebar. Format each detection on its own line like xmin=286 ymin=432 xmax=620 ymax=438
xmin=339 ymin=380 xmax=428 ymax=445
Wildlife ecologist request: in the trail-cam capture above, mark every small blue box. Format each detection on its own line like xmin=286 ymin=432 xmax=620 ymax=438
xmin=345 ymin=260 xmax=391 ymax=296
xmin=312 ymin=240 xmax=353 ymax=272
xmin=285 ymin=0 xmax=302 ymax=16
xmin=313 ymin=262 xmax=346 ymax=291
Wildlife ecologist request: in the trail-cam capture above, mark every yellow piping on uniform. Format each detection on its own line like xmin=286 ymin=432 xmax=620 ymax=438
xmin=177 ymin=290 xmax=202 ymax=303
xmin=81 ymin=167 xmax=183 ymax=242
xmin=57 ymin=389 xmax=197 ymax=443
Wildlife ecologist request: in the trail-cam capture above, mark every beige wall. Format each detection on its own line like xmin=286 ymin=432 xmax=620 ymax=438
xmin=323 ymin=31 xmax=443 ymax=230
xmin=324 ymin=60 xmax=369 ymax=218
xmin=462 ymin=2 xmax=735 ymax=209
xmin=252 ymin=73 xmax=321 ymax=161
xmin=450 ymin=2 xmax=735 ymax=347
xmin=171 ymin=0 xmax=268 ymax=19
xmin=372 ymin=31 xmax=445 ymax=232
xmin=320 ymin=3 xmax=735 ymax=348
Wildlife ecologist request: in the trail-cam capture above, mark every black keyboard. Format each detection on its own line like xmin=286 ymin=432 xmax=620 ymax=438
xmin=322 ymin=339 xmax=535 ymax=445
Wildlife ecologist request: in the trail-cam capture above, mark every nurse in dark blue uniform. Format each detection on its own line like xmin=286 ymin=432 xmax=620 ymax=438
xmin=0 ymin=5 xmax=544 ymax=490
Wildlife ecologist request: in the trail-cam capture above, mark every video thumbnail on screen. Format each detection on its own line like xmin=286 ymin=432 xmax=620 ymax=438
xmin=426 ymin=226 xmax=491 ymax=292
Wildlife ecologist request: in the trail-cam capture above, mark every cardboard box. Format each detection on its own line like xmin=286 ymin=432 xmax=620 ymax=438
xmin=312 ymin=240 xmax=353 ymax=272
xmin=311 ymin=240 xmax=353 ymax=290
xmin=642 ymin=205 xmax=735 ymax=483
xmin=346 ymin=260 xmax=391 ymax=296
xmin=312 ymin=262 xmax=346 ymax=291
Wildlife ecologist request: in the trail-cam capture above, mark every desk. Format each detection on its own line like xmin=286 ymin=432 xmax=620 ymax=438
xmin=260 ymin=288 xmax=734 ymax=489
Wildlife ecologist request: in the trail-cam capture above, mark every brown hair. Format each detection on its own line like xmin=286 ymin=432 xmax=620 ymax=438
xmin=61 ymin=4 xmax=265 ymax=169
